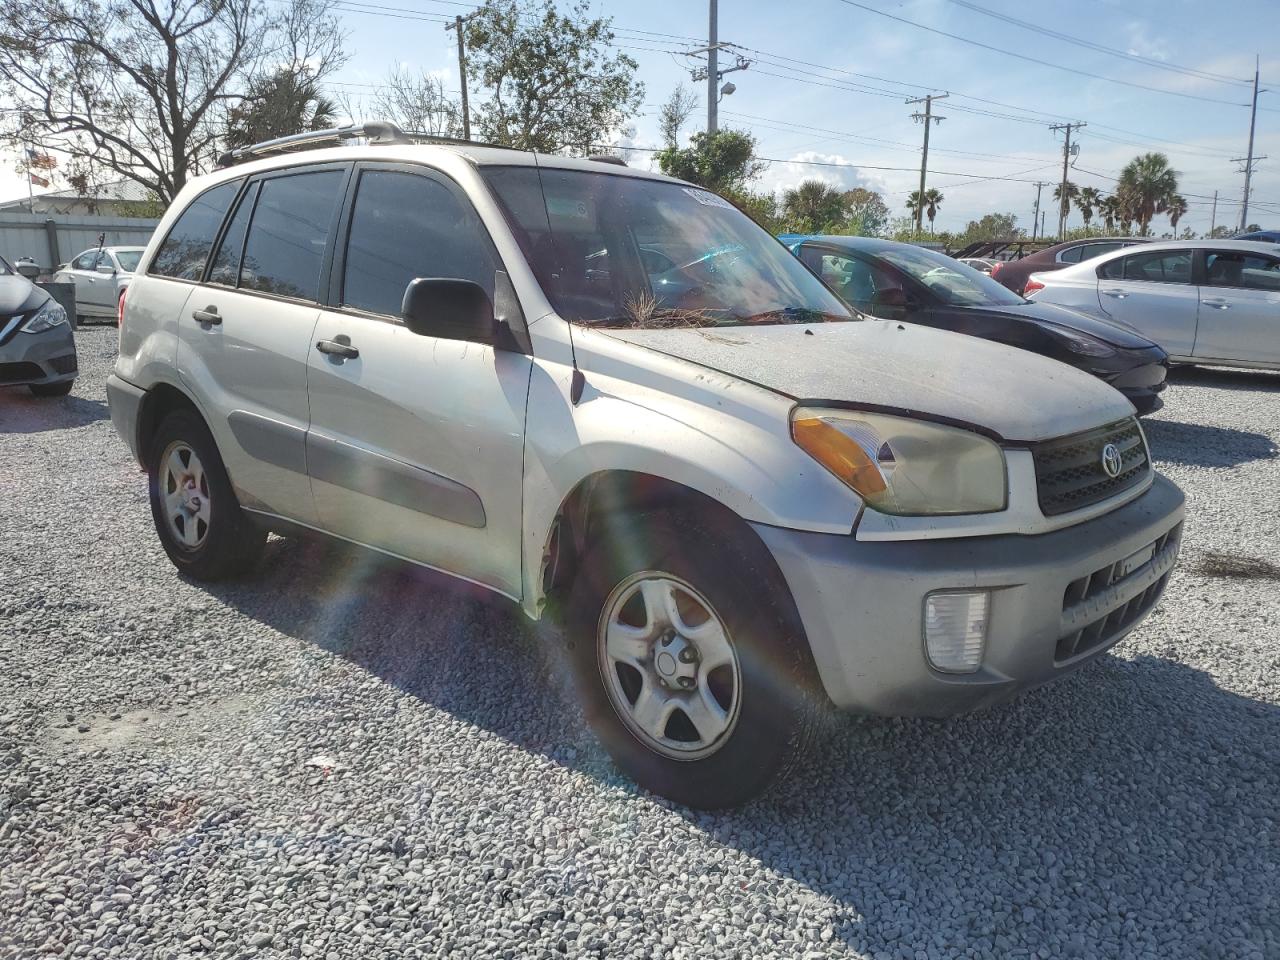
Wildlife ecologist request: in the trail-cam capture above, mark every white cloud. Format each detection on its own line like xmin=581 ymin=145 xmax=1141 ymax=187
xmin=760 ymin=151 xmax=889 ymax=198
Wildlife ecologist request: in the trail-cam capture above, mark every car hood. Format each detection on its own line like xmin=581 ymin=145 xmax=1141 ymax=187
xmin=0 ymin=274 xmax=46 ymax=316
xmin=603 ymin=320 xmax=1135 ymax=443
xmin=971 ymin=299 xmax=1155 ymax=348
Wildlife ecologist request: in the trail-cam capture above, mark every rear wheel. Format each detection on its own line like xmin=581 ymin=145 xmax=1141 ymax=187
xmin=29 ymin=380 xmax=73 ymax=397
xmin=147 ymin=409 xmax=265 ymax=580
xmin=566 ymin=511 xmax=822 ymax=808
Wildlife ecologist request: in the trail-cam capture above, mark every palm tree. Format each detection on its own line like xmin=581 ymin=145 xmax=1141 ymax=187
xmin=1052 ymin=180 xmax=1079 ymax=227
xmin=923 ymin=188 xmax=943 ymax=233
xmin=782 ymin=180 xmax=847 ymax=233
xmin=1116 ymin=153 xmax=1179 ymax=235
xmin=1166 ymin=194 xmax=1188 ymax=232
xmin=906 ymin=190 xmax=922 ymax=219
xmin=1077 ymin=186 xmax=1103 ymax=228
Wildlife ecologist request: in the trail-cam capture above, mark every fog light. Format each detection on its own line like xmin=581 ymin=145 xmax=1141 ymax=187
xmin=924 ymin=590 xmax=989 ymax=674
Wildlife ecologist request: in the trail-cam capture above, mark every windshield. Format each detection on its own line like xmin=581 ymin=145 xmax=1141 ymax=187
xmin=878 ymin=246 xmax=1025 ymax=307
xmin=481 ymin=166 xmax=851 ymax=327
xmin=115 ymin=250 xmax=142 ymax=272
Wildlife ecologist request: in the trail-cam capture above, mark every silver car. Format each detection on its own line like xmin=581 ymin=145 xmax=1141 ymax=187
xmin=1025 ymin=239 xmax=1280 ymax=369
xmin=0 ymin=254 xmax=77 ymax=396
xmin=54 ymin=245 xmax=144 ymax=323
xmin=107 ymin=125 xmax=1185 ymax=807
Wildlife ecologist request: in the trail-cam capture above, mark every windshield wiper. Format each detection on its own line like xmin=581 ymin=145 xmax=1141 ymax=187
xmin=738 ymin=306 xmax=855 ymax=325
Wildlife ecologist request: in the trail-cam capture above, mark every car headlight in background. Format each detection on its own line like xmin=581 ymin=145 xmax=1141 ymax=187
xmin=20 ymin=299 xmax=68 ymax=334
xmin=791 ymin=407 xmax=1007 ymax=515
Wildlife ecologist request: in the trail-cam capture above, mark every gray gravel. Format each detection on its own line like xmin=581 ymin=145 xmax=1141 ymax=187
xmin=3 ymin=328 xmax=1279 ymax=960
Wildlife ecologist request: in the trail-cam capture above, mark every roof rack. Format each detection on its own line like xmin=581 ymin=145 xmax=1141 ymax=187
xmin=215 ymin=120 xmax=516 ymax=168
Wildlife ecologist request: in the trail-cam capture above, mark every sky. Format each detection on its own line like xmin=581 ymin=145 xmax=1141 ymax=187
xmin=4 ymin=0 xmax=1280 ymax=235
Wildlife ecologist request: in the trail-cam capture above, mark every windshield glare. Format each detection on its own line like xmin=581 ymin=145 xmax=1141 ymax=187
xmin=115 ymin=250 xmax=142 ymax=272
xmin=482 ymin=167 xmax=852 ymax=327
xmin=878 ymin=246 xmax=1025 ymax=307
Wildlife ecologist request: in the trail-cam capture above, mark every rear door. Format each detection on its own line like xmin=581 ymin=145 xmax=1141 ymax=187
xmin=306 ymin=162 xmax=532 ymax=598
xmin=174 ymin=164 xmax=350 ymax=525
xmin=1095 ymin=248 xmax=1199 ymax=356
xmin=1193 ymin=248 xmax=1280 ymax=365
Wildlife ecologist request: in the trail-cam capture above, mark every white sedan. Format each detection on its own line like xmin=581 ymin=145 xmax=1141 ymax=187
xmin=53 ymin=245 xmax=145 ymax=323
xmin=1024 ymin=239 xmax=1280 ymax=369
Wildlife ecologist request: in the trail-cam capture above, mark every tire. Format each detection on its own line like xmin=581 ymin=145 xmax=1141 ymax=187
xmin=566 ymin=510 xmax=822 ymax=808
xmin=29 ymin=380 xmax=73 ymax=397
xmin=147 ymin=409 xmax=265 ymax=580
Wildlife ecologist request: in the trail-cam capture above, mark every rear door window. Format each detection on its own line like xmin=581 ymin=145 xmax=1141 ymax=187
xmin=1100 ymin=250 xmax=1193 ymax=283
xmin=340 ymin=169 xmax=499 ymax=316
xmin=1059 ymin=246 xmax=1084 ymax=263
xmin=1205 ymin=251 xmax=1280 ymax=291
xmin=240 ymin=170 xmax=345 ymax=301
xmin=207 ymin=183 xmax=259 ymax=287
xmin=150 ymin=181 xmax=240 ymax=280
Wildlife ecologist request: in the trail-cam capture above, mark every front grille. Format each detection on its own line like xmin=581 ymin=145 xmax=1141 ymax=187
xmin=0 ymin=361 xmax=44 ymax=383
xmin=48 ymin=353 xmax=78 ymax=374
xmin=1056 ymin=521 xmax=1182 ymax=662
xmin=1032 ymin=418 xmax=1149 ymax=516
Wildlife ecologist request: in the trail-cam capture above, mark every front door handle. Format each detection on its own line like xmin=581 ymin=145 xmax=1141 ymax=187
xmin=1102 ymin=288 xmax=1128 ymax=299
xmin=316 ymin=337 xmax=359 ymax=360
xmin=1201 ymin=298 xmax=1231 ymax=309
xmin=192 ymin=305 xmax=221 ymax=325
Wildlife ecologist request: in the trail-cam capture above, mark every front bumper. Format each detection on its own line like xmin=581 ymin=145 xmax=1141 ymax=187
xmin=1105 ymin=358 xmax=1168 ymax=415
xmin=0 ymin=321 xmax=78 ymax=386
xmin=754 ymin=473 xmax=1185 ymax=717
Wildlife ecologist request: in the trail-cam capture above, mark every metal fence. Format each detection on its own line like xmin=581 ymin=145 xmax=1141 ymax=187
xmin=0 ymin=213 xmax=160 ymax=271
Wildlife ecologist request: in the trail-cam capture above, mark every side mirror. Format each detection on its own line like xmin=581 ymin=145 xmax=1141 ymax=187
xmin=15 ymin=259 xmax=40 ymax=280
xmin=96 ymin=263 xmax=116 ymax=276
xmin=401 ymin=277 xmax=498 ymax=345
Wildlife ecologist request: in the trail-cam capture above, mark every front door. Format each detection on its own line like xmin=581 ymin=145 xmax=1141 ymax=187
xmin=305 ymin=164 xmax=532 ymax=598
xmin=1095 ymin=248 xmax=1199 ymax=356
xmin=1194 ymin=248 xmax=1280 ymax=366
xmin=64 ymin=250 xmax=113 ymax=316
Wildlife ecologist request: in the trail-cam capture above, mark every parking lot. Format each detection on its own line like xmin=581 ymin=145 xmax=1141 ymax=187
xmin=2 ymin=325 xmax=1278 ymax=959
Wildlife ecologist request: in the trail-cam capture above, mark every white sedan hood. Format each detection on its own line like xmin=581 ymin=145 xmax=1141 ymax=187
xmin=603 ymin=319 xmax=1134 ymax=443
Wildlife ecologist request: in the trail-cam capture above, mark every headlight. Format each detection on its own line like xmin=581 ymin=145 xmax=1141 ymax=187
xmin=1050 ymin=327 xmax=1115 ymax=357
xmin=791 ymin=407 xmax=1007 ymax=515
xmin=21 ymin=299 xmax=68 ymax=334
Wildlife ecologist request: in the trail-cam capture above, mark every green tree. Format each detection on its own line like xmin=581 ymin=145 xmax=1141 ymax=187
xmin=1166 ymin=194 xmax=1188 ymax=232
xmin=658 ymin=83 xmax=698 ymax=149
xmin=1052 ymin=180 xmax=1079 ymax=225
xmin=923 ymin=188 xmax=943 ymax=233
xmin=224 ymin=66 xmax=338 ymax=150
xmin=1077 ymin=186 xmax=1103 ymax=228
xmin=781 ymin=180 xmax=846 ymax=233
xmin=464 ymin=0 xmax=643 ymax=152
xmin=1116 ymin=153 xmax=1179 ymax=235
xmin=842 ymin=187 xmax=889 ymax=236
xmin=954 ymin=212 xmax=1021 ymax=247
xmin=728 ymin=189 xmax=781 ymax=233
xmin=655 ymin=129 xmax=765 ymax=194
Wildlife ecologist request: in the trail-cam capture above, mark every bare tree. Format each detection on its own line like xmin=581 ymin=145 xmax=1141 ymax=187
xmin=365 ymin=66 xmax=461 ymax=137
xmin=658 ymin=83 xmax=698 ymax=148
xmin=0 ymin=0 xmax=346 ymax=204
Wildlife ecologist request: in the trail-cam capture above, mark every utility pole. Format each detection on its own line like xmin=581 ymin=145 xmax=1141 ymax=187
xmin=1031 ymin=181 xmax=1046 ymax=241
xmin=707 ymin=0 xmax=718 ymax=134
xmin=446 ymin=14 xmax=473 ymax=140
xmin=1210 ymin=190 xmax=1218 ymax=236
xmin=1235 ymin=56 xmax=1265 ymax=232
xmin=907 ymin=93 xmax=947 ymax=234
xmin=1050 ymin=121 xmax=1084 ymax=240
xmin=1040 ymin=210 xmax=1046 ymax=239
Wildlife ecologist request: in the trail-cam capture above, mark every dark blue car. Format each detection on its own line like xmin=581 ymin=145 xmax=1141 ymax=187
xmin=781 ymin=234 xmax=1169 ymax=414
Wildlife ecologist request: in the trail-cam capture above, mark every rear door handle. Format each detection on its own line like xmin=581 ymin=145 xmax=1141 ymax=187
xmin=1102 ymin=288 xmax=1128 ymax=299
xmin=316 ymin=337 xmax=359 ymax=360
xmin=1201 ymin=298 xmax=1230 ymax=309
xmin=192 ymin=306 xmax=222 ymax=325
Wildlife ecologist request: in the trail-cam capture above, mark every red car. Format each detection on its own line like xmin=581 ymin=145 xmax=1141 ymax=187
xmin=991 ymin=237 xmax=1149 ymax=295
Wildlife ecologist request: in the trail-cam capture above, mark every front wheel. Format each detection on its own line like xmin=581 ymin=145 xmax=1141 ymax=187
xmin=566 ymin=512 xmax=822 ymax=808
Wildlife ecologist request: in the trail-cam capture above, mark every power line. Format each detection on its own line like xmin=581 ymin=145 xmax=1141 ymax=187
xmin=944 ymin=0 xmax=1252 ymax=87
xmin=834 ymin=0 xmax=1253 ymax=108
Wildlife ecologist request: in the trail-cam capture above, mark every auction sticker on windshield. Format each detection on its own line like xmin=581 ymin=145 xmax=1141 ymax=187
xmin=683 ymin=187 xmax=735 ymax=209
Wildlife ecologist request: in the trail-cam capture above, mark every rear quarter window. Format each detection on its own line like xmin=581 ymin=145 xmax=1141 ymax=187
xmin=149 ymin=181 xmax=241 ymax=280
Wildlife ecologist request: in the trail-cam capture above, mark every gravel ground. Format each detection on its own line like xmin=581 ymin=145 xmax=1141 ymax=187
xmin=2 ymin=326 xmax=1279 ymax=960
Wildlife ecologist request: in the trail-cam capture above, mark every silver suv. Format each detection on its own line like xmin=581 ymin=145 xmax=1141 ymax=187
xmin=108 ymin=124 xmax=1184 ymax=807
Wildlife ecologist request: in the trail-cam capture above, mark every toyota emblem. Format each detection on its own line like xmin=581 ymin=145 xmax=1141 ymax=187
xmin=1100 ymin=442 xmax=1123 ymax=478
